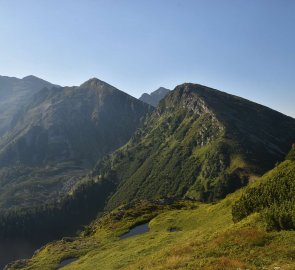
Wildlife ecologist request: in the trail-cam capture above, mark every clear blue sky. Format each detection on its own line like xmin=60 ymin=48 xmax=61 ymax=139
xmin=0 ymin=0 xmax=294 ymax=117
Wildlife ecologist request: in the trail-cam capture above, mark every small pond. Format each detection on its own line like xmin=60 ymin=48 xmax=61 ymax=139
xmin=58 ymin=257 xmax=78 ymax=269
xmin=120 ymin=222 xmax=149 ymax=240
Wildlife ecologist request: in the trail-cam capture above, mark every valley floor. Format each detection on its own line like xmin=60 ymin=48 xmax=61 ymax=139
xmin=8 ymin=190 xmax=295 ymax=270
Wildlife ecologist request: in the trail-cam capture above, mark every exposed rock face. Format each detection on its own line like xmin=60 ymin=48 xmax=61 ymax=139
xmin=139 ymin=87 xmax=170 ymax=107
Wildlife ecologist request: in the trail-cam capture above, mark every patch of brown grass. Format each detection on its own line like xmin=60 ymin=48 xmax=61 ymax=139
xmin=206 ymin=256 xmax=247 ymax=270
xmin=214 ymin=227 xmax=269 ymax=247
xmin=170 ymin=241 xmax=196 ymax=256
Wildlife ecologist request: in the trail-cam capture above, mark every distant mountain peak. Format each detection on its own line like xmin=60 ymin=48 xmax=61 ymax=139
xmin=22 ymin=75 xmax=39 ymax=80
xmin=155 ymin=87 xmax=170 ymax=93
xmin=139 ymin=87 xmax=170 ymax=107
xmin=82 ymin=77 xmax=102 ymax=84
xmin=79 ymin=78 xmax=135 ymax=99
xmin=21 ymin=75 xmax=53 ymax=84
xmin=80 ymin=78 xmax=110 ymax=88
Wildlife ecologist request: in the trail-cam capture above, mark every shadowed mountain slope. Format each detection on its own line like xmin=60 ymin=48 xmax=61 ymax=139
xmin=0 ymin=78 xmax=152 ymax=210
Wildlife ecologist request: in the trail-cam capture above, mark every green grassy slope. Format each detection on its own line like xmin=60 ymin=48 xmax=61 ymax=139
xmin=9 ymin=156 xmax=295 ymax=270
xmin=233 ymin=148 xmax=295 ymax=231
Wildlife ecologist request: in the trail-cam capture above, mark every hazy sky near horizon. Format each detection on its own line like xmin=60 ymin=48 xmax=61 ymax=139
xmin=0 ymin=0 xmax=294 ymax=117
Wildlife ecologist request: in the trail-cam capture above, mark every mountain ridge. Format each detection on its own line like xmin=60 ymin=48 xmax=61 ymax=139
xmin=91 ymin=83 xmax=295 ymax=209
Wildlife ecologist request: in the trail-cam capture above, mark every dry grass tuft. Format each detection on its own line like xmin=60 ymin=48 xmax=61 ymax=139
xmin=206 ymin=256 xmax=246 ymax=270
